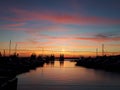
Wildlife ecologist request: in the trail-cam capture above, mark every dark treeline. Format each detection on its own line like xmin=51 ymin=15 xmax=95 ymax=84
xmin=76 ymin=55 xmax=120 ymax=72
xmin=0 ymin=53 xmax=64 ymax=90
xmin=0 ymin=53 xmax=44 ymax=90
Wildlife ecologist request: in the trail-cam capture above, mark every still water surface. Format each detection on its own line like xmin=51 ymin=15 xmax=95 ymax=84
xmin=17 ymin=60 xmax=120 ymax=90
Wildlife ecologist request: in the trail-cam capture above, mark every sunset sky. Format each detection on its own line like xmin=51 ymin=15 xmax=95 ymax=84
xmin=0 ymin=0 xmax=120 ymax=57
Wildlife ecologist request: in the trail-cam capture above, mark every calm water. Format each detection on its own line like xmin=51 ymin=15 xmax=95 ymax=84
xmin=17 ymin=60 xmax=120 ymax=90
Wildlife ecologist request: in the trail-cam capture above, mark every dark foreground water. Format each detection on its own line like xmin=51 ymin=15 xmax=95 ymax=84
xmin=17 ymin=60 xmax=120 ymax=90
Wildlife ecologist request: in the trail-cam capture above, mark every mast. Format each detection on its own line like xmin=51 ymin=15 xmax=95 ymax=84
xmin=42 ymin=48 xmax=44 ymax=56
xmin=15 ymin=43 xmax=17 ymax=54
xmin=9 ymin=40 xmax=11 ymax=56
xmin=102 ymin=44 xmax=104 ymax=56
xmin=4 ymin=49 xmax=5 ymax=57
xmin=96 ymin=48 xmax=98 ymax=57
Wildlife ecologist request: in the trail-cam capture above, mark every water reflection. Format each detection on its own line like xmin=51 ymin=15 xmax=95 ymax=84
xmin=17 ymin=60 xmax=120 ymax=90
xmin=51 ymin=61 xmax=55 ymax=66
xmin=44 ymin=60 xmax=55 ymax=67
xmin=60 ymin=61 xmax=64 ymax=67
xmin=44 ymin=60 xmax=65 ymax=68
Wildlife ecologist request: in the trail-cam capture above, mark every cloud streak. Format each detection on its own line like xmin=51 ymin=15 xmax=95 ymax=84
xmin=3 ymin=8 xmax=120 ymax=25
xmin=0 ymin=23 xmax=25 ymax=28
xmin=27 ymin=32 xmax=120 ymax=42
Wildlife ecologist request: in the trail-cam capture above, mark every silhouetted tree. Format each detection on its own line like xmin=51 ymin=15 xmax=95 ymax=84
xmin=30 ymin=53 xmax=36 ymax=60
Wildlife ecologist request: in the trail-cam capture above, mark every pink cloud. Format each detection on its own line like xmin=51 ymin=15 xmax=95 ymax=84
xmin=0 ymin=23 xmax=25 ymax=28
xmin=74 ymin=37 xmax=120 ymax=42
xmin=38 ymin=34 xmax=120 ymax=42
xmin=107 ymin=44 xmax=120 ymax=47
xmin=1 ymin=24 xmax=72 ymax=33
xmin=4 ymin=8 xmax=120 ymax=25
xmin=27 ymin=31 xmax=120 ymax=42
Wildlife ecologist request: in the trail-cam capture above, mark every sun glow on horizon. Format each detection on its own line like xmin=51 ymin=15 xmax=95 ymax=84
xmin=0 ymin=0 xmax=120 ymax=58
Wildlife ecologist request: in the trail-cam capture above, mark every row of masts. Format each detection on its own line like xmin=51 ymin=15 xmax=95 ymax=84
xmin=0 ymin=40 xmax=110 ymax=57
xmin=9 ymin=40 xmax=17 ymax=56
xmin=96 ymin=44 xmax=105 ymax=57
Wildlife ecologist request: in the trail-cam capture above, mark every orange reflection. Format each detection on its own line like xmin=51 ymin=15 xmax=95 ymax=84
xmin=22 ymin=61 xmax=106 ymax=85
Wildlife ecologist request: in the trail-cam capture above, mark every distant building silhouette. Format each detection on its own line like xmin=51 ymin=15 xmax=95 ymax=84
xmin=59 ymin=54 xmax=64 ymax=61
